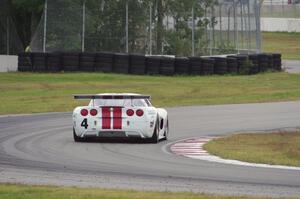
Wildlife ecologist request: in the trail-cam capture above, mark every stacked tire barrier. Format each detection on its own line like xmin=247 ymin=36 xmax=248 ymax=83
xmin=32 ymin=52 xmax=47 ymax=72
xmin=257 ymin=53 xmax=269 ymax=72
xmin=226 ymin=57 xmax=238 ymax=74
xmin=47 ymin=52 xmax=61 ymax=72
xmin=62 ymin=52 xmax=79 ymax=71
xmin=130 ymin=54 xmax=146 ymax=75
xmin=160 ymin=57 xmax=175 ymax=76
xmin=113 ymin=53 xmax=130 ymax=74
xmin=80 ymin=53 xmax=95 ymax=72
xmin=95 ymin=52 xmax=114 ymax=72
xmin=189 ymin=57 xmax=202 ymax=75
xmin=213 ymin=57 xmax=227 ymax=75
xmin=174 ymin=57 xmax=190 ymax=75
xmin=18 ymin=53 xmax=32 ymax=72
xmin=146 ymin=56 xmax=160 ymax=75
xmin=201 ymin=58 xmax=214 ymax=75
xmin=272 ymin=53 xmax=282 ymax=71
xmin=18 ymin=52 xmax=282 ymax=76
xmin=248 ymin=54 xmax=259 ymax=74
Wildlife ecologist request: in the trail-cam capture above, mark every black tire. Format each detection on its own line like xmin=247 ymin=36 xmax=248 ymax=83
xmin=113 ymin=53 xmax=130 ymax=74
xmin=47 ymin=52 xmax=62 ymax=72
xmin=163 ymin=118 xmax=169 ymax=141
xmin=213 ymin=57 xmax=227 ymax=75
xmin=18 ymin=53 xmax=32 ymax=72
xmin=189 ymin=57 xmax=202 ymax=75
xmin=146 ymin=56 xmax=161 ymax=75
xmin=62 ymin=52 xmax=80 ymax=71
xmin=32 ymin=52 xmax=47 ymax=72
xmin=73 ymin=128 xmax=85 ymax=142
xmin=159 ymin=57 xmax=175 ymax=76
xmin=149 ymin=119 xmax=159 ymax=143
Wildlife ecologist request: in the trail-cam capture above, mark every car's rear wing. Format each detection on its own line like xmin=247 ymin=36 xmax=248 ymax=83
xmin=73 ymin=94 xmax=151 ymax=100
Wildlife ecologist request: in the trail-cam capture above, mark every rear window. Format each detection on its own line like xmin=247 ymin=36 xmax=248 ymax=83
xmin=89 ymin=99 xmax=149 ymax=107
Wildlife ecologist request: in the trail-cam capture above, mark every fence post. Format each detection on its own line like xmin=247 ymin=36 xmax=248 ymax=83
xmin=43 ymin=0 xmax=48 ymax=53
xmin=209 ymin=6 xmax=214 ymax=55
xmin=192 ymin=5 xmax=195 ymax=56
xmin=240 ymin=1 xmax=244 ymax=51
xmin=247 ymin=0 xmax=251 ymax=53
xmin=233 ymin=1 xmax=239 ymax=53
xmin=219 ymin=4 xmax=222 ymax=50
xmin=227 ymin=5 xmax=231 ymax=47
xmin=126 ymin=0 xmax=129 ymax=53
xmin=6 ymin=16 xmax=9 ymax=55
xmin=255 ymin=0 xmax=261 ymax=52
xmin=149 ymin=3 xmax=152 ymax=55
xmin=82 ymin=0 xmax=86 ymax=52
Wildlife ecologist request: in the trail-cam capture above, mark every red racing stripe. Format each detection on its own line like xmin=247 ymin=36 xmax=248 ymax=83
xmin=113 ymin=107 xmax=122 ymax=129
xmin=102 ymin=107 xmax=111 ymax=129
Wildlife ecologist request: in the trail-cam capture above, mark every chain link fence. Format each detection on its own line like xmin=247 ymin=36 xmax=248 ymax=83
xmin=30 ymin=0 xmax=261 ymax=56
xmin=0 ymin=0 xmax=23 ymax=55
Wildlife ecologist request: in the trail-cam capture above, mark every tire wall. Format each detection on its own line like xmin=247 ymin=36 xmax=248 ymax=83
xmin=18 ymin=52 xmax=282 ymax=75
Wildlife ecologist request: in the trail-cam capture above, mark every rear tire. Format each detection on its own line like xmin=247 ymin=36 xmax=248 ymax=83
xmin=73 ymin=128 xmax=85 ymax=142
xmin=149 ymin=119 xmax=159 ymax=143
xmin=163 ymin=118 xmax=169 ymax=140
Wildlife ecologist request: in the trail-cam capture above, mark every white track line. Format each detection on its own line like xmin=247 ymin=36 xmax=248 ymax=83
xmin=170 ymin=137 xmax=300 ymax=171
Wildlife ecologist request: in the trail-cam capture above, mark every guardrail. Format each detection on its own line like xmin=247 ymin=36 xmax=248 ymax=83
xmin=18 ymin=52 xmax=282 ymax=76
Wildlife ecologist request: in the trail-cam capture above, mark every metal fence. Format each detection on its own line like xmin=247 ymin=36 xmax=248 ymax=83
xmin=0 ymin=0 xmax=23 ymax=55
xmin=30 ymin=0 xmax=261 ymax=56
xmin=261 ymin=0 xmax=300 ymax=18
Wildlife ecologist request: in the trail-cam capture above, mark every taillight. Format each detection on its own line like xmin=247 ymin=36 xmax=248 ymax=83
xmin=90 ymin=109 xmax=98 ymax=116
xmin=80 ymin=109 xmax=88 ymax=116
xmin=126 ymin=109 xmax=134 ymax=116
xmin=136 ymin=109 xmax=144 ymax=117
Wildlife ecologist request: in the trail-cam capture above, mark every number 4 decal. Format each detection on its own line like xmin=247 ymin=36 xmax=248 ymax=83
xmin=81 ymin=118 xmax=88 ymax=129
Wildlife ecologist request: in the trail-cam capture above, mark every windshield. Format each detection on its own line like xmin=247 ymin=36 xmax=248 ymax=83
xmin=89 ymin=99 xmax=150 ymax=107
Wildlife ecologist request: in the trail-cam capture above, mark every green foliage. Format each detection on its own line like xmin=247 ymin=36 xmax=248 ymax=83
xmin=11 ymin=0 xmax=44 ymax=12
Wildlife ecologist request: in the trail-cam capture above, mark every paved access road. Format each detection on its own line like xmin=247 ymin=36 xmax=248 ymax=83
xmin=0 ymin=101 xmax=300 ymax=197
xmin=284 ymin=60 xmax=300 ymax=73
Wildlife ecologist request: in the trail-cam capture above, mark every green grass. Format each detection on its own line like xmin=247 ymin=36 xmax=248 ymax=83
xmin=0 ymin=183 xmax=287 ymax=199
xmin=204 ymin=131 xmax=300 ymax=167
xmin=262 ymin=32 xmax=300 ymax=60
xmin=261 ymin=7 xmax=300 ymax=18
xmin=1 ymin=72 xmax=300 ymax=115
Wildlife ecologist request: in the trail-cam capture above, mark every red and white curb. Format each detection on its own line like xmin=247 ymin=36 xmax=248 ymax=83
xmin=170 ymin=137 xmax=213 ymax=157
xmin=170 ymin=137 xmax=300 ymax=171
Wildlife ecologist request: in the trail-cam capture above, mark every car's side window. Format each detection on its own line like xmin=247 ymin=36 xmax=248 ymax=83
xmin=133 ymin=99 xmax=146 ymax=107
xmin=145 ymin=99 xmax=152 ymax=107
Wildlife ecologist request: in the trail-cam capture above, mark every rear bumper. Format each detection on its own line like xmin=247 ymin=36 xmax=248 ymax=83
xmin=76 ymin=129 xmax=149 ymax=139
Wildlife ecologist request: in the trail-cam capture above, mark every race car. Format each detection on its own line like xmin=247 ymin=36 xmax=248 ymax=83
xmin=72 ymin=93 xmax=169 ymax=143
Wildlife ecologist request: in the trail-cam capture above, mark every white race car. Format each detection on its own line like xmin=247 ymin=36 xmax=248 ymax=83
xmin=72 ymin=93 xmax=169 ymax=143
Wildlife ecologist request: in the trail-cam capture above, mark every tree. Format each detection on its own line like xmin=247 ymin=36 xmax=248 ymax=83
xmin=11 ymin=0 xmax=44 ymax=47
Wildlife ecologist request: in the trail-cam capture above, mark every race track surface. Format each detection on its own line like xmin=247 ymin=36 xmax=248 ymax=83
xmin=0 ymin=101 xmax=300 ymax=197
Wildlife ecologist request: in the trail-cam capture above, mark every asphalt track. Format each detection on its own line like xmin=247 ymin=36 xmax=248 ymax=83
xmin=0 ymin=101 xmax=300 ymax=197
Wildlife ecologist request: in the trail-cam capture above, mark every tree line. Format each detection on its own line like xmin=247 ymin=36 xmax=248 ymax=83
xmin=3 ymin=0 xmax=217 ymax=55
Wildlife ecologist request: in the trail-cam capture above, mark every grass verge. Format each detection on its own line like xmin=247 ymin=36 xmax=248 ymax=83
xmin=0 ymin=183 xmax=285 ymax=199
xmin=203 ymin=131 xmax=300 ymax=167
xmin=1 ymin=72 xmax=300 ymax=115
xmin=262 ymin=32 xmax=300 ymax=60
